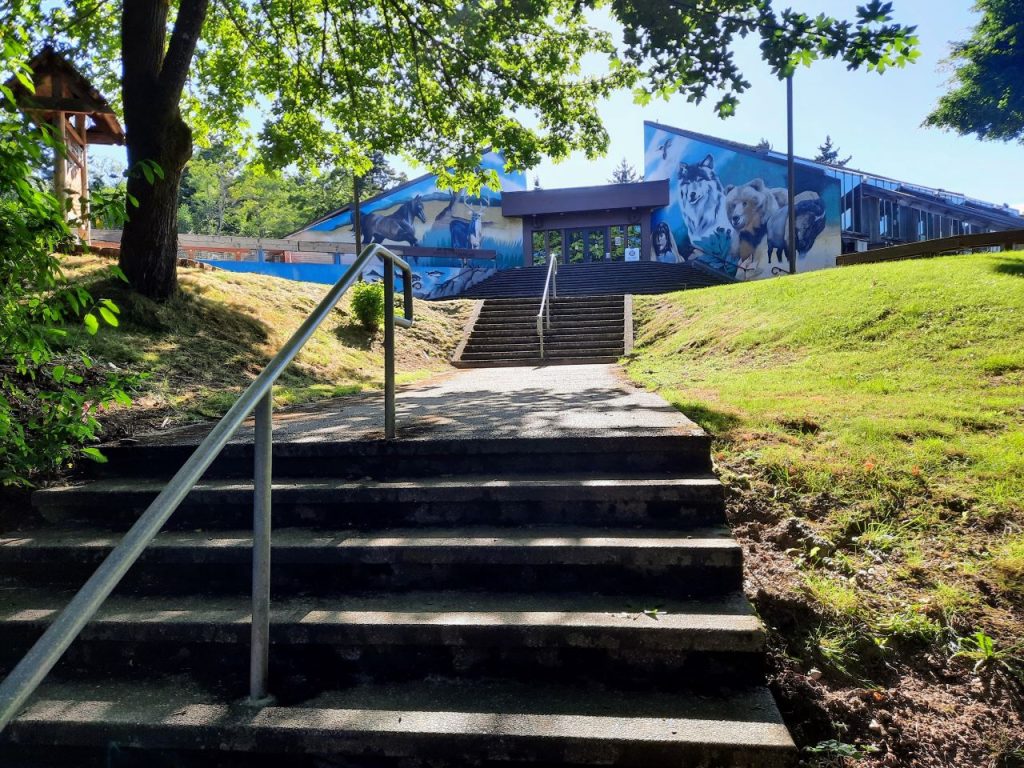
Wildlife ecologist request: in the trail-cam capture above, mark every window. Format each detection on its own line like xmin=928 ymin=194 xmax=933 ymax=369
xmin=609 ymin=225 xmax=626 ymax=261
xmin=532 ymin=229 xmax=563 ymax=265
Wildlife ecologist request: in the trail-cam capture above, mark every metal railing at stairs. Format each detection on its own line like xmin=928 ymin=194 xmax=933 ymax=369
xmin=536 ymin=253 xmax=558 ymax=358
xmin=0 ymin=244 xmax=415 ymax=730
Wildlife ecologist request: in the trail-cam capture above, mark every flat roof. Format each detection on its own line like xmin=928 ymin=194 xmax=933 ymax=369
xmin=502 ymin=179 xmax=668 ymax=217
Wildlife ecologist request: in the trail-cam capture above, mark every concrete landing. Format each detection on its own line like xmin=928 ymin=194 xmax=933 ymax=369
xmin=129 ymin=364 xmax=701 ymax=446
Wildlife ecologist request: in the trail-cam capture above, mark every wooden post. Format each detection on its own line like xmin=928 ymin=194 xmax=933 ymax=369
xmin=52 ymin=112 xmax=67 ymax=215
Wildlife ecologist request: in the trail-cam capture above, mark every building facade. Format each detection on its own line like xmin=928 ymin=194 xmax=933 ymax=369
xmin=235 ymin=122 xmax=1021 ymax=297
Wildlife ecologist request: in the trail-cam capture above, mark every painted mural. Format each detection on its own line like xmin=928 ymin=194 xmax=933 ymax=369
xmin=644 ymin=123 xmax=841 ymax=281
xmin=295 ymin=151 xmax=525 ymax=299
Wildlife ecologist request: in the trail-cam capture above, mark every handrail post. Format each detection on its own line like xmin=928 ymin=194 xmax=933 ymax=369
xmin=249 ymin=391 xmax=273 ymax=704
xmin=384 ymin=256 xmax=396 ymax=439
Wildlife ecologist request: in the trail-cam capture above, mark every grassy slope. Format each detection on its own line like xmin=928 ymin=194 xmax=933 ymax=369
xmin=627 ymin=252 xmax=1024 ymax=766
xmin=63 ymin=254 xmax=472 ymax=436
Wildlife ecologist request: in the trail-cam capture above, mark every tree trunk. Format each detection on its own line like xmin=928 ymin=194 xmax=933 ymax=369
xmin=117 ymin=0 xmax=208 ymax=300
xmin=120 ymin=113 xmax=192 ymax=299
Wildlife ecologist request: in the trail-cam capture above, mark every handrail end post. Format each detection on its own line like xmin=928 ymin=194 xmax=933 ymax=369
xmin=384 ymin=258 xmax=397 ymax=440
xmin=249 ymin=391 xmax=273 ymax=704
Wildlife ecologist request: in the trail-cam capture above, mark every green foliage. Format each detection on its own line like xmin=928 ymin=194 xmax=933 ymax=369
xmin=813 ymin=135 xmax=852 ymax=167
xmin=1 ymin=30 xmax=136 ymax=485
xmin=952 ymin=630 xmax=1022 ymax=674
xmin=608 ymin=158 xmax=641 ymax=184
xmin=18 ymin=0 xmax=919 ymax=182
xmin=611 ymin=0 xmax=919 ymax=115
xmin=805 ymin=739 xmax=880 ymax=761
xmin=350 ymin=281 xmax=385 ymax=333
xmin=177 ymin=144 xmax=404 ymax=238
xmin=925 ymin=0 xmax=1024 ymax=143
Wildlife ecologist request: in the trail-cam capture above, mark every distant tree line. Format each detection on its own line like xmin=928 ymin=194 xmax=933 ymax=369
xmin=174 ymin=147 xmax=405 ymax=239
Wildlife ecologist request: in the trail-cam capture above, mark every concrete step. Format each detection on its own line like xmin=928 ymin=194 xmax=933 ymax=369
xmin=456 ymin=356 xmax=622 ymax=368
xmin=454 ymin=356 xmax=624 ymax=368
xmin=85 ymin=434 xmax=713 ymax=481
xmin=468 ymin=321 xmax=625 ymax=335
xmin=3 ymin=677 xmax=795 ymax=766
xmin=460 ymin=349 xmax=624 ymax=361
xmin=0 ymin=526 xmax=742 ymax=596
xmin=0 ymin=590 xmax=765 ymax=688
xmin=463 ymin=338 xmax=624 ymax=353
xmin=482 ymin=295 xmax=625 ymax=306
xmin=456 ymin=263 xmax=731 ymax=299
xmin=32 ymin=474 xmax=725 ymax=530
xmin=474 ymin=310 xmax=623 ymax=320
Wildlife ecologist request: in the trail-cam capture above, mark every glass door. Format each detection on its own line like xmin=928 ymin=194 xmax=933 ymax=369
xmin=565 ymin=227 xmax=609 ymax=263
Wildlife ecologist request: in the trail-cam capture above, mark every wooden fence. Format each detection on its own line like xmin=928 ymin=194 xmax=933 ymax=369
xmin=836 ymin=229 xmax=1024 ymax=267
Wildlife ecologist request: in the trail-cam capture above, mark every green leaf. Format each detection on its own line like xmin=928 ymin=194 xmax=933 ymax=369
xmin=83 ymin=313 xmax=99 ymax=335
xmin=99 ymin=306 xmax=119 ymax=327
xmin=81 ymin=447 xmax=109 ymax=464
xmin=14 ymin=70 xmax=34 ymax=93
xmin=52 ymin=365 xmax=66 ymax=383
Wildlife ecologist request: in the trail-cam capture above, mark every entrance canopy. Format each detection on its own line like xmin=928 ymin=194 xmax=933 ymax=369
xmin=502 ymin=180 xmax=668 ymax=217
xmin=503 ymin=180 xmax=669 ymax=267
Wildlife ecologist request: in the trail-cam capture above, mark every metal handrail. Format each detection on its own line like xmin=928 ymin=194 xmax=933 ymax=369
xmin=0 ymin=243 xmax=414 ymax=730
xmin=536 ymin=252 xmax=558 ymax=358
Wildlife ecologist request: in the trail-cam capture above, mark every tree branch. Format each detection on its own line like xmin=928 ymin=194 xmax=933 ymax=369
xmin=159 ymin=0 xmax=210 ymax=109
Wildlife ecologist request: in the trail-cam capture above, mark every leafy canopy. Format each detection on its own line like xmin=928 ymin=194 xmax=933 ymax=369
xmin=9 ymin=0 xmax=918 ymax=188
xmin=925 ymin=0 xmax=1024 ymax=143
xmin=611 ymin=0 xmax=919 ymax=116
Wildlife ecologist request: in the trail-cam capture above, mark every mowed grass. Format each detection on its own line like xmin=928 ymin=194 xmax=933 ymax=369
xmin=61 ymin=254 xmax=472 ymax=433
xmin=627 ymin=252 xmax=1024 ymax=667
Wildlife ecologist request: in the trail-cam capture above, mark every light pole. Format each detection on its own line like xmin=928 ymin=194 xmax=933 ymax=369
xmin=786 ymin=73 xmax=797 ymax=275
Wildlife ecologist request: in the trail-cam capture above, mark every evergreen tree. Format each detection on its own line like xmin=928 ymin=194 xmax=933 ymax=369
xmin=814 ymin=135 xmax=853 ymax=166
xmin=609 ymin=158 xmax=641 ymax=183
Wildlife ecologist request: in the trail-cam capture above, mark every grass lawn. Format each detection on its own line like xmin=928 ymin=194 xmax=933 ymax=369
xmin=626 ymin=251 xmax=1024 ymax=766
xmin=61 ymin=253 xmax=472 ymax=436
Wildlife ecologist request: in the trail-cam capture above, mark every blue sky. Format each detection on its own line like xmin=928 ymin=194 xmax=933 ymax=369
xmin=91 ymin=1 xmax=1021 ymax=209
xmin=522 ymin=0 xmax=1023 ymax=208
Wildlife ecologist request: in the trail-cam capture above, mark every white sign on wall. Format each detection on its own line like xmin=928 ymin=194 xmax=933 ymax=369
xmin=625 ymin=247 xmax=640 ymax=262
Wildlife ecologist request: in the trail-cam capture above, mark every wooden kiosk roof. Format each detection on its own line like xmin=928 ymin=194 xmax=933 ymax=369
xmin=6 ymin=45 xmax=125 ymax=145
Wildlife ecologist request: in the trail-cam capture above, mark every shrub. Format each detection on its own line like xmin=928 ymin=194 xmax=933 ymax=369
xmin=1 ymin=32 xmax=134 ymax=485
xmin=350 ymin=280 xmax=385 ymax=332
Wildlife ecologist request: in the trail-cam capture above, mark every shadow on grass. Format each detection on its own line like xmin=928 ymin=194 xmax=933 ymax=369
xmin=992 ymin=258 xmax=1024 ymax=278
xmin=334 ymin=321 xmax=377 ymax=350
xmin=673 ymin=401 xmax=743 ymax=435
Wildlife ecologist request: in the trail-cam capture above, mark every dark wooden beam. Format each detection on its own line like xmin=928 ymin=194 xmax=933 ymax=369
xmin=19 ymin=96 xmax=116 ymax=115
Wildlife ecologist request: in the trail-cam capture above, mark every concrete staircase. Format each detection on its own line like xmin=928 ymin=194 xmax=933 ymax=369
xmin=0 ymin=430 xmax=795 ymax=766
xmin=455 ymin=295 xmax=627 ymax=367
xmin=458 ymin=262 xmax=730 ymax=299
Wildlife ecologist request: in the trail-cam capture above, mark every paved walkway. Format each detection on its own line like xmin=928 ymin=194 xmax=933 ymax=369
xmin=135 ymin=364 xmax=701 ymax=446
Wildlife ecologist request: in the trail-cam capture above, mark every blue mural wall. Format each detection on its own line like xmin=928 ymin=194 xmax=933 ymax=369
xmin=644 ymin=123 xmax=841 ymax=281
xmin=290 ymin=151 xmax=526 ymax=299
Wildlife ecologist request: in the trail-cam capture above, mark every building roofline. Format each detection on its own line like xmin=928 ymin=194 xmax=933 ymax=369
xmin=643 ymin=120 xmax=1019 ymax=220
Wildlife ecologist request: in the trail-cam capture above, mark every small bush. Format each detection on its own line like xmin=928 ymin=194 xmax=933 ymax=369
xmin=350 ymin=281 xmax=385 ymax=332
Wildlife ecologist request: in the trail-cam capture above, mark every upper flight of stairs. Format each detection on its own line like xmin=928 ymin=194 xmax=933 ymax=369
xmin=455 ymin=295 xmax=627 ymax=367
xmin=0 ymin=431 xmax=795 ymax=767
xmin=458 ymin=261 xmax=731 ymax=299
